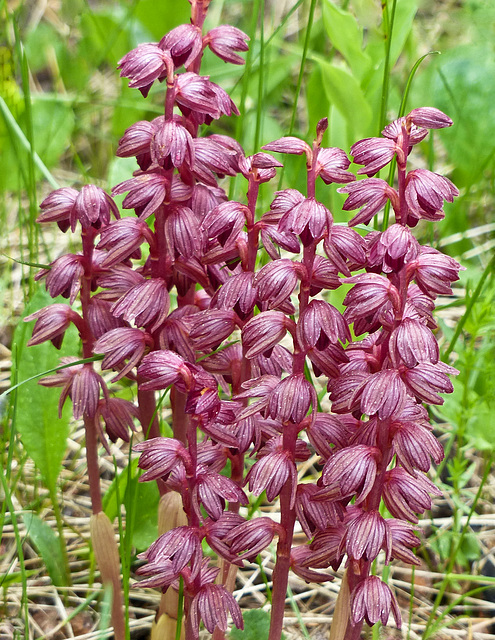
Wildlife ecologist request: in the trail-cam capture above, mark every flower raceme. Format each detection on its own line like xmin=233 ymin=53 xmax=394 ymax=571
xmin=26 ymin=0 xmax=463 ymax=637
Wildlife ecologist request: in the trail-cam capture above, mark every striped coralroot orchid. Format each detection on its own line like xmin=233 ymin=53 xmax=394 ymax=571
xmin=26 ymin=0 xmax=463 ymax=638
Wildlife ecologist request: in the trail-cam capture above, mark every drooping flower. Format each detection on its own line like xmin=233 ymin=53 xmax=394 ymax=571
xmin=351 ymin=576 xmax=402 ymax=628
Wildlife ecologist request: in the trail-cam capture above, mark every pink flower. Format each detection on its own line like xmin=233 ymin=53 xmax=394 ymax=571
xmin=297 ymin=299 xmax=350 ymax=351
xmin=111 ymin=278 xmax=170 ymax=331
xmin=97 ymin=218 xmax=155 ymax=267
xmin=194 ymin=468 xmax=248 ymax=519
xmin=116 ymin=120 xmax=154 ymax=159
xmin=350 ymin=137 xmax=398 ymax=176
xmin=351 ymin=576 xmax=401 ymax=628
xmin=211 ymin=272 xmax=257 ymax=319
xmin=295 ymin=484 xmax=343 ymax=538
xmin=324 ymin=225 xmax=366 ymax=276
xmin=407 ymin=107 xmax=453 ymax=129
xmin=189 ymin=584 xmax=243 ymax=637
xmin=317 ymin=445 xmax=380 ymax=503
xmin=138 ymin=350 xmax=194 ymax=391
xmin=367 ymin=223 xmax=420 ymax=273
xmin=359 ymin=369 xmax=408 ymax=419
xmin=112 ymin=168 xmax=168 ymax=220
xmin=307 ymin=524 xmax=347 ymax=571
xmin=69 ymin=365 xmax=106 ymax=420
xmin=407 ymin=247 xmax=464 ymax=297
xmin=278 ymin=196 xmax=333 ymax=244
xmin=192 ymin=137 xmax=239 ymax=185
xmin=134 ymin=437 xmax=192 ymax=481
xmin=39 ymin=253 xmax=84 ymax=304
xmin=383 ymin=467 xmax=440 ymax=523
xmin=247 ymin=450 xmax=296 ymax=503
xmin=391 ymin=417 xmax=444 ymax=473
xmin=188 ymin=309 xmax=238 ymax=350
xmin=389 ymin=317 xmax=438 ymax=368
xmin=290 ymin=545 xmax=333 ymax=583
xmin=94 ymin=327 xmax=152 ymax=381
xmin=242 ymin=311 xmax=294 ymax=359
xmin=267 ymin=374 xmax=316 ymax=424
xmin=338 ymin=178 xmax=398 ymax=226
xmin=97 ymin=397 xmax=138 ymax=443
xmin=255 ymin=258 xmax=301 ymax=307
xmin=262 ymin=136 xmax=312 ymax=158
xmin=205 ymin=25 xmax=250 ymax=65
xmin=159 ymin=23 xmax=203 ymax=69
xmin=118 ymin=43 xmax=171 ymax=95
xmin=139 ymin=525 xmax=202 ymax=575
xmin=343 ymin=273 xmax=401 ymax=325
xmin=315 ymin=147 xmax=355 ymax=184
xmin=306 ymin=413 xmax=350 ymax=458
xmin=345 ymin=509 xmax=387 ymax=562
xmin=163 ymin=205 xmax=201 ymax=259
xmin=25 ymin=304 xmax=80 ymax=349
xmin=202 ymin=201 xmax=249 ymax=247
xmin=151 ymin=119 xmax=195 ymax=168
xmin=402 ymin=360 xmax=457 ymax=405
xmin=225 ymin=517 xmax=283 ymax=560
xmin=176 ymin=72 xmax=237 ymax=120
xmin=405 ymin=169 xmax=459 ymax=223
xmin=38 ymin=185 xmax=119 ymax=232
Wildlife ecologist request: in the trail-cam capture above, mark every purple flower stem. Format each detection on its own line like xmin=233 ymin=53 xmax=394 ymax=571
xmin=79 ymin=227 xmax=105 ymax=515
xmin=267 ymin=424 xmax=298 ymax=640
xmin=84 ymin=414 xmax=103 ymax=514
xmin=269 ymin=202 xmax=316 ymax=639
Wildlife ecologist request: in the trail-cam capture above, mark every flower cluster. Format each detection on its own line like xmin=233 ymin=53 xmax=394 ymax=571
xmin=27 ymin=0 xmax=463 ymax=638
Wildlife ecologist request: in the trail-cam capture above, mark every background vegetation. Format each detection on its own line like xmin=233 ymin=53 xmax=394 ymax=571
xmin=1 ymin=0 xmax=494 ymax=638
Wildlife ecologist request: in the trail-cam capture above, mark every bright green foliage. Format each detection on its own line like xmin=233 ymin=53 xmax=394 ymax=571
xmin=11 ymin=288 xmax=78 ymax=497
xmin=230 ymin=609 xmax=272 ymax=640
xmin=22 ymin=512 xmax=69 ymax=586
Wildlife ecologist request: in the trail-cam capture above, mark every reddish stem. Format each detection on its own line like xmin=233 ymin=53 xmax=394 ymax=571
xmin=84 ymin=414 xmax=103 ymax=514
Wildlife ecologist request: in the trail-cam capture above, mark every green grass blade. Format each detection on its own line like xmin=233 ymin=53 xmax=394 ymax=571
xmin=22 ymin=511 xmax=69 ymax=587
xmin=0 ymin=96 xmax=59 ymax=189
xmin=443 ymin=253 xmax=495 ymax=359
xmin=0 ymin=471 xmax=29 ymax=638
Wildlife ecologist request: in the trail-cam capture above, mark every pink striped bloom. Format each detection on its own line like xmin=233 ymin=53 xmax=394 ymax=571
xmin=351 ymin=576 xmax=401 ymax=628
xmin=190 ymin=584 xmax=243 ymax=637
xmin=205 ymin=25 xmax=250 ymax=65
xmin=338 ymin=178 xmax=398 ymax=226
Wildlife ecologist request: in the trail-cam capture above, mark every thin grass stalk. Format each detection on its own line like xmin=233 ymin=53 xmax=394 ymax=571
xmin=254 ymin=0 xmax=265 ymax=153
xmin=0 ymin=470 xmax=29 ymax=638
xmin=422 ymin=453 xmax=493 ymax=639
xmin=443 ymin=253 xmax=495 ymax=359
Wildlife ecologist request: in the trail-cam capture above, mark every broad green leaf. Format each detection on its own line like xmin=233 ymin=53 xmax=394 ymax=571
xmin=104 ymin=457 xmax=159 ymax=551
xmin=134 ymin=0 xmax=191 ymax=41
xmin=29 ymin=99 xmax=75 ymax=170
xmin=124 ymin=468 xmax=159 ymax=551
xmin=12 ymin=288 xmax=78 ymax=496
xmin=322 ymin=0 xmax=371 ymax=80
xmin=317 ymin=60 xmax=372 ymax=145
xmin=230 ymin=610 xmax=271 ymax=640
xmin=23 ymin=512 xmax=68 ymax=586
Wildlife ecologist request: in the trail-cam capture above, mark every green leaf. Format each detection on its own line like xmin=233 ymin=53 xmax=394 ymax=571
xmin=104 ymin=458 xmax=159 ymax=551
xmin=12 ymin=288 xmax=78 ymax=496
xmin=317 ymin=60 xmax=372 ymax=144
xmin=134 ymin=0 xmax=191 ymax=40
xmin=124 ymin=468 xmax=159 ymax=551
xmin=230 ymin=610 xmax=271 ymax=640
xmin=29 ymin=99 xmax=75 ymax=170
xmin=22 ymin=512 xmax=68 ymax=586
xmin=322 ymin=0 xmax=371 ymax=80
xmin=461 ymin=532 xmax=481 ymax=563
xmin=0 ymin=570 xmax=38 ymax=587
